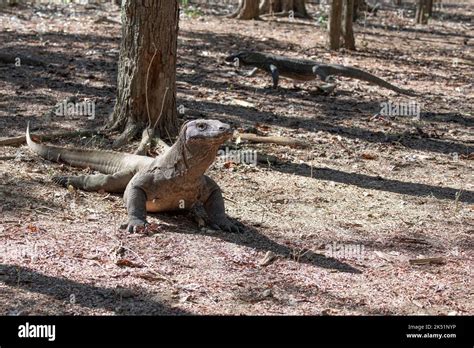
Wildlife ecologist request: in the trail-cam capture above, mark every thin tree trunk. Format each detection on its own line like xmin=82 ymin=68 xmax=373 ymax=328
xmin=343 ymin=0 xmax=356 ymax=50
xmin=228 ymin=0 xmax=260 ymax=19
xmin=328 ymin=0 xmax=343 ymax=50
xmin=416 ymin=0 xmax=429 ymax=24
xmin=353 ymin=0 xmax=359 ymax=20
xmin=109 ymin=0 xmax=179 ymax=147
xmin=426 ymin=0 xmax=433 ymax=16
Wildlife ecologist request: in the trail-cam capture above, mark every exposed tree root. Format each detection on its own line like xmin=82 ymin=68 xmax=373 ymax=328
xmin=134 ymin=128 xmax=171 ymax=156
xmin=112 ymin=121 xmax=140 ymax=149
xmin=260 ymin=11 xmax=312 ymax=19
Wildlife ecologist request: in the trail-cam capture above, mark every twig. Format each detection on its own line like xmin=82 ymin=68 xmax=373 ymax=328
xmin=153 ymin=87 xmax=170 ymax=131
xmin=146 ymin=43 xmax=159 ymax=130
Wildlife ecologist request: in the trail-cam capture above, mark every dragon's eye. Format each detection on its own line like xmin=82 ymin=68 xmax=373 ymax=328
xmin=197 ymin=123 xmax=207 ymax=131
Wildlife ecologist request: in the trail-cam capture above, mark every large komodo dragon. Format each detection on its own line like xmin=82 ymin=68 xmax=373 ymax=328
xmin=26 ymin=119 xmax=240 ymax=233
xmin=225 ymin=51 xmax=414 ymax=95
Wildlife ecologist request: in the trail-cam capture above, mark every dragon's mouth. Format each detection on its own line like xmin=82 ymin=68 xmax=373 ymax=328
xmin=190 ymin=130 xmax=233 ymax=143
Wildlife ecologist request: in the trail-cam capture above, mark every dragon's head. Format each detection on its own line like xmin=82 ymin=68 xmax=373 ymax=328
xmin=182 ymin=119 xmax=233 ymax=146
xmin=225 ymin=51 xmax=261 ymax=66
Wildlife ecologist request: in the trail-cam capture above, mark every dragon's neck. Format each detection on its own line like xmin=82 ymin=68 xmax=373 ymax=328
xmin=162 ymin=138 xmax=220 ymax=178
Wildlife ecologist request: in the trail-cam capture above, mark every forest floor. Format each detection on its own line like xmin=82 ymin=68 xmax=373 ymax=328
xmin=0 ymin=1 xmax=472 ymax=315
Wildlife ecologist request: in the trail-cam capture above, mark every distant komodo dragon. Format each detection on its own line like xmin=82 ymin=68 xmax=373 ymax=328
xmin=225 ymin=51 xmax=415 ymax=95
xmin=26 ymin=119 xmax=240 ymax=233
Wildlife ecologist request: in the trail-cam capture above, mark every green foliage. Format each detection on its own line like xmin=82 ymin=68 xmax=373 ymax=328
xmin=180 ymin=0 xmax=203 ymax=18
xmin=317 ymin=14 xmax=328 ymax=26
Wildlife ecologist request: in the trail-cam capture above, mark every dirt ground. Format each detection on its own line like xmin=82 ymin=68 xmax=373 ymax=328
xmin=0 ymin=1 xmax=472 ymax=315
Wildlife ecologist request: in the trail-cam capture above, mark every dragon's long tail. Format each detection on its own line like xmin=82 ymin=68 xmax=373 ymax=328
xmin=320 ymin=64 xmax=416 ymax=95
xmin=26 ymin=123 xmax=153 ymax=174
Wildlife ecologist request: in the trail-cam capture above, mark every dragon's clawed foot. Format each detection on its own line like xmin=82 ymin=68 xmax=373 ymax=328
xmin=209 ymin=217 xmax=241 ymax=233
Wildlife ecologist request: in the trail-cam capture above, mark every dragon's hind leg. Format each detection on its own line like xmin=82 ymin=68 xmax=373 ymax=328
xmin=52 ymin=170 xmax=134 ymax=193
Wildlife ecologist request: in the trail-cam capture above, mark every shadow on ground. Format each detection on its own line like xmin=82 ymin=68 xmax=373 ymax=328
xmin=0 ymin=263 xmax=187 ymax=315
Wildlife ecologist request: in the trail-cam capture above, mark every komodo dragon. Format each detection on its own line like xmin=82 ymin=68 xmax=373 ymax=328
xmin=225 ymin=51 xmax=414 ymax=95
xmin=26 ymin=119 xmax=240 ymax=233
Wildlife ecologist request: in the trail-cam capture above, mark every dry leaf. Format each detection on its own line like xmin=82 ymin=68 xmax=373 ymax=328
xmin=26 ymin=224 xmax=39 ymax=233
xmin=223 ymin=161 xmax=235 ymax=169
xmin=259 ymin=251 xmax=277 ymax=266
xmin=115 ymin=258 xmax=144 ymax=268
xmin=361 ymin=153 xmax=378 ymax=160
xmin=136 ymin=272 xmax=167 ymax=282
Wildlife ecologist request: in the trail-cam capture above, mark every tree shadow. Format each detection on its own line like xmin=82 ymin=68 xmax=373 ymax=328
xmin=149 ymin=212 xmax=361 ymax=274
xmin=196 ymin=99 xmax=473 ymax=156
xmin=263 ymin=160 xmax=474 ymax=203
xmin=364 ymin=22 xmax=474 ymax=39
xmin=0 ymin=263 xmax=187 ymax=315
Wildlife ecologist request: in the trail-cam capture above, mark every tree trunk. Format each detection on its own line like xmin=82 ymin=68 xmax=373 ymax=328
xmin=109 ymin=0 xmax=179 ymax=147
xmin=426 ymin=0 xmax=433 ymax=16
xmin=343 ymin=0 xmax=356 ymax=50
xmin=228 ymin=0 xmax=260 ymax=19
xmin=259 ymin=0 xmax=311 ymax=19
xmin=328 ymin=0 xmax=343 ymax=50
xmin=415 ymin=0 xmax=429 ymax=24
xmin=353 ymin=0 xmax=359 ymax=20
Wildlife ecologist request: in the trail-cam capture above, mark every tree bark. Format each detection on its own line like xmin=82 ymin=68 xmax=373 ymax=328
xmin=426 ymin=0 xmax=433 ymax=16
xmin=416 ymin=0 xmax=429 ymax=24
xmin=343 ymin=0 xmax=356 ymax=50
xmin=353 ymin=0 xmax=359 ymax=20
xmin=228 ymin=0 xmax=260 ymax=19
xmin=109 ymin=0 xmax=179 ymax=147
xmin=328 ymin=0 xmax=343 ymax=50
xmin=259 ymin=0 xmax=311 ymax=19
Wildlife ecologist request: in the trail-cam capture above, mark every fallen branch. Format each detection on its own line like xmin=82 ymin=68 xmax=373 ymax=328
xmin=409 ymin=257 xmax=446 ymax=265
xmin=0 ymin=129 xmax=98 ymax=147
xmin=235 ymin=132 xmax=309 ymax=148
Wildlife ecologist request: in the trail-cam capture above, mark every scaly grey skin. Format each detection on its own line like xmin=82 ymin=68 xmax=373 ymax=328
xmin=225 ymin=51 xmax=415 ymax=95
xmin=26 ymin=120 xmax=239 ymax=233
